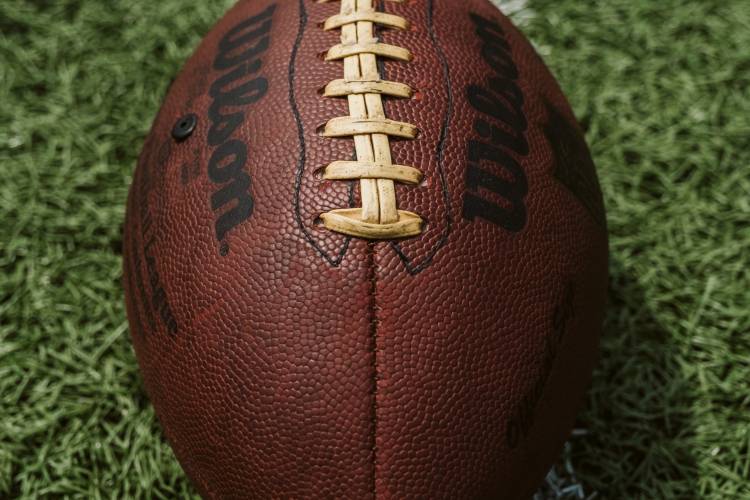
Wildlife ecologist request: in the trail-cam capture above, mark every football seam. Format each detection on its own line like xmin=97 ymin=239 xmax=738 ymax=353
xmin=367 ymin=242 xmax=380 ymax=498
xmin=290 ymin=0 xmax=353 ymax=267
xmin=389 ymin=0 xmax=455 ymax=275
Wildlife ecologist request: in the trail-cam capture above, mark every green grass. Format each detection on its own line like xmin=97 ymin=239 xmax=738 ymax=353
xmin=0 ymin=0 xmax=748 ymax=498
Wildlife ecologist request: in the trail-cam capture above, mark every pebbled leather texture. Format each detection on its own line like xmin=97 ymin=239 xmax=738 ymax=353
xmin=123 ymin=0 xmax=609 ymax=498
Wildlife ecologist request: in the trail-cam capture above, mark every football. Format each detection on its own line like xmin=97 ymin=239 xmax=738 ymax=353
xmin=123 ymin=0 xmax=608 ymax=497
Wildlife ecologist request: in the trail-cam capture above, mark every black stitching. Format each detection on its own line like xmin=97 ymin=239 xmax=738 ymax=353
xmin=390 ymin=0 xmax=454 ymax=276
xmin=291 ymin=0 xmax=352 ymax=267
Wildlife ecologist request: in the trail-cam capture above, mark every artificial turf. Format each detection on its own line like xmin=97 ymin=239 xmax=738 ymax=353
xmin=1 ymin=0 xmax=748 ymax=498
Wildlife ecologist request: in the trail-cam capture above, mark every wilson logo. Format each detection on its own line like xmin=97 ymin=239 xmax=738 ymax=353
xmin=463 ymin=13 xmax=529 ymax=232
xmin=206 ymin=4 xmax=275 ymax=245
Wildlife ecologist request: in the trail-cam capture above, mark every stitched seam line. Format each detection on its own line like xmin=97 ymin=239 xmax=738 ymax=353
xmin=291 ymin=0 xmax=352 ymax=267
xmin=390 ymin=0 xmax=454 ymax=275
xmin=367 ymin=242 xmax=379 ymax=499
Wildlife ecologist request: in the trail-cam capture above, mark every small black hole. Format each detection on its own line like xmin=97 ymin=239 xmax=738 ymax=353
xmin=313 ymin=167 xmax=327 ymax=180
xmin=313 ymin=216 xmax=324 ymax=227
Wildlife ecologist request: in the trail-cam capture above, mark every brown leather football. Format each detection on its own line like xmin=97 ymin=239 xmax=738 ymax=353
xmin=123 ymin=0 xmax=608 ymax=498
